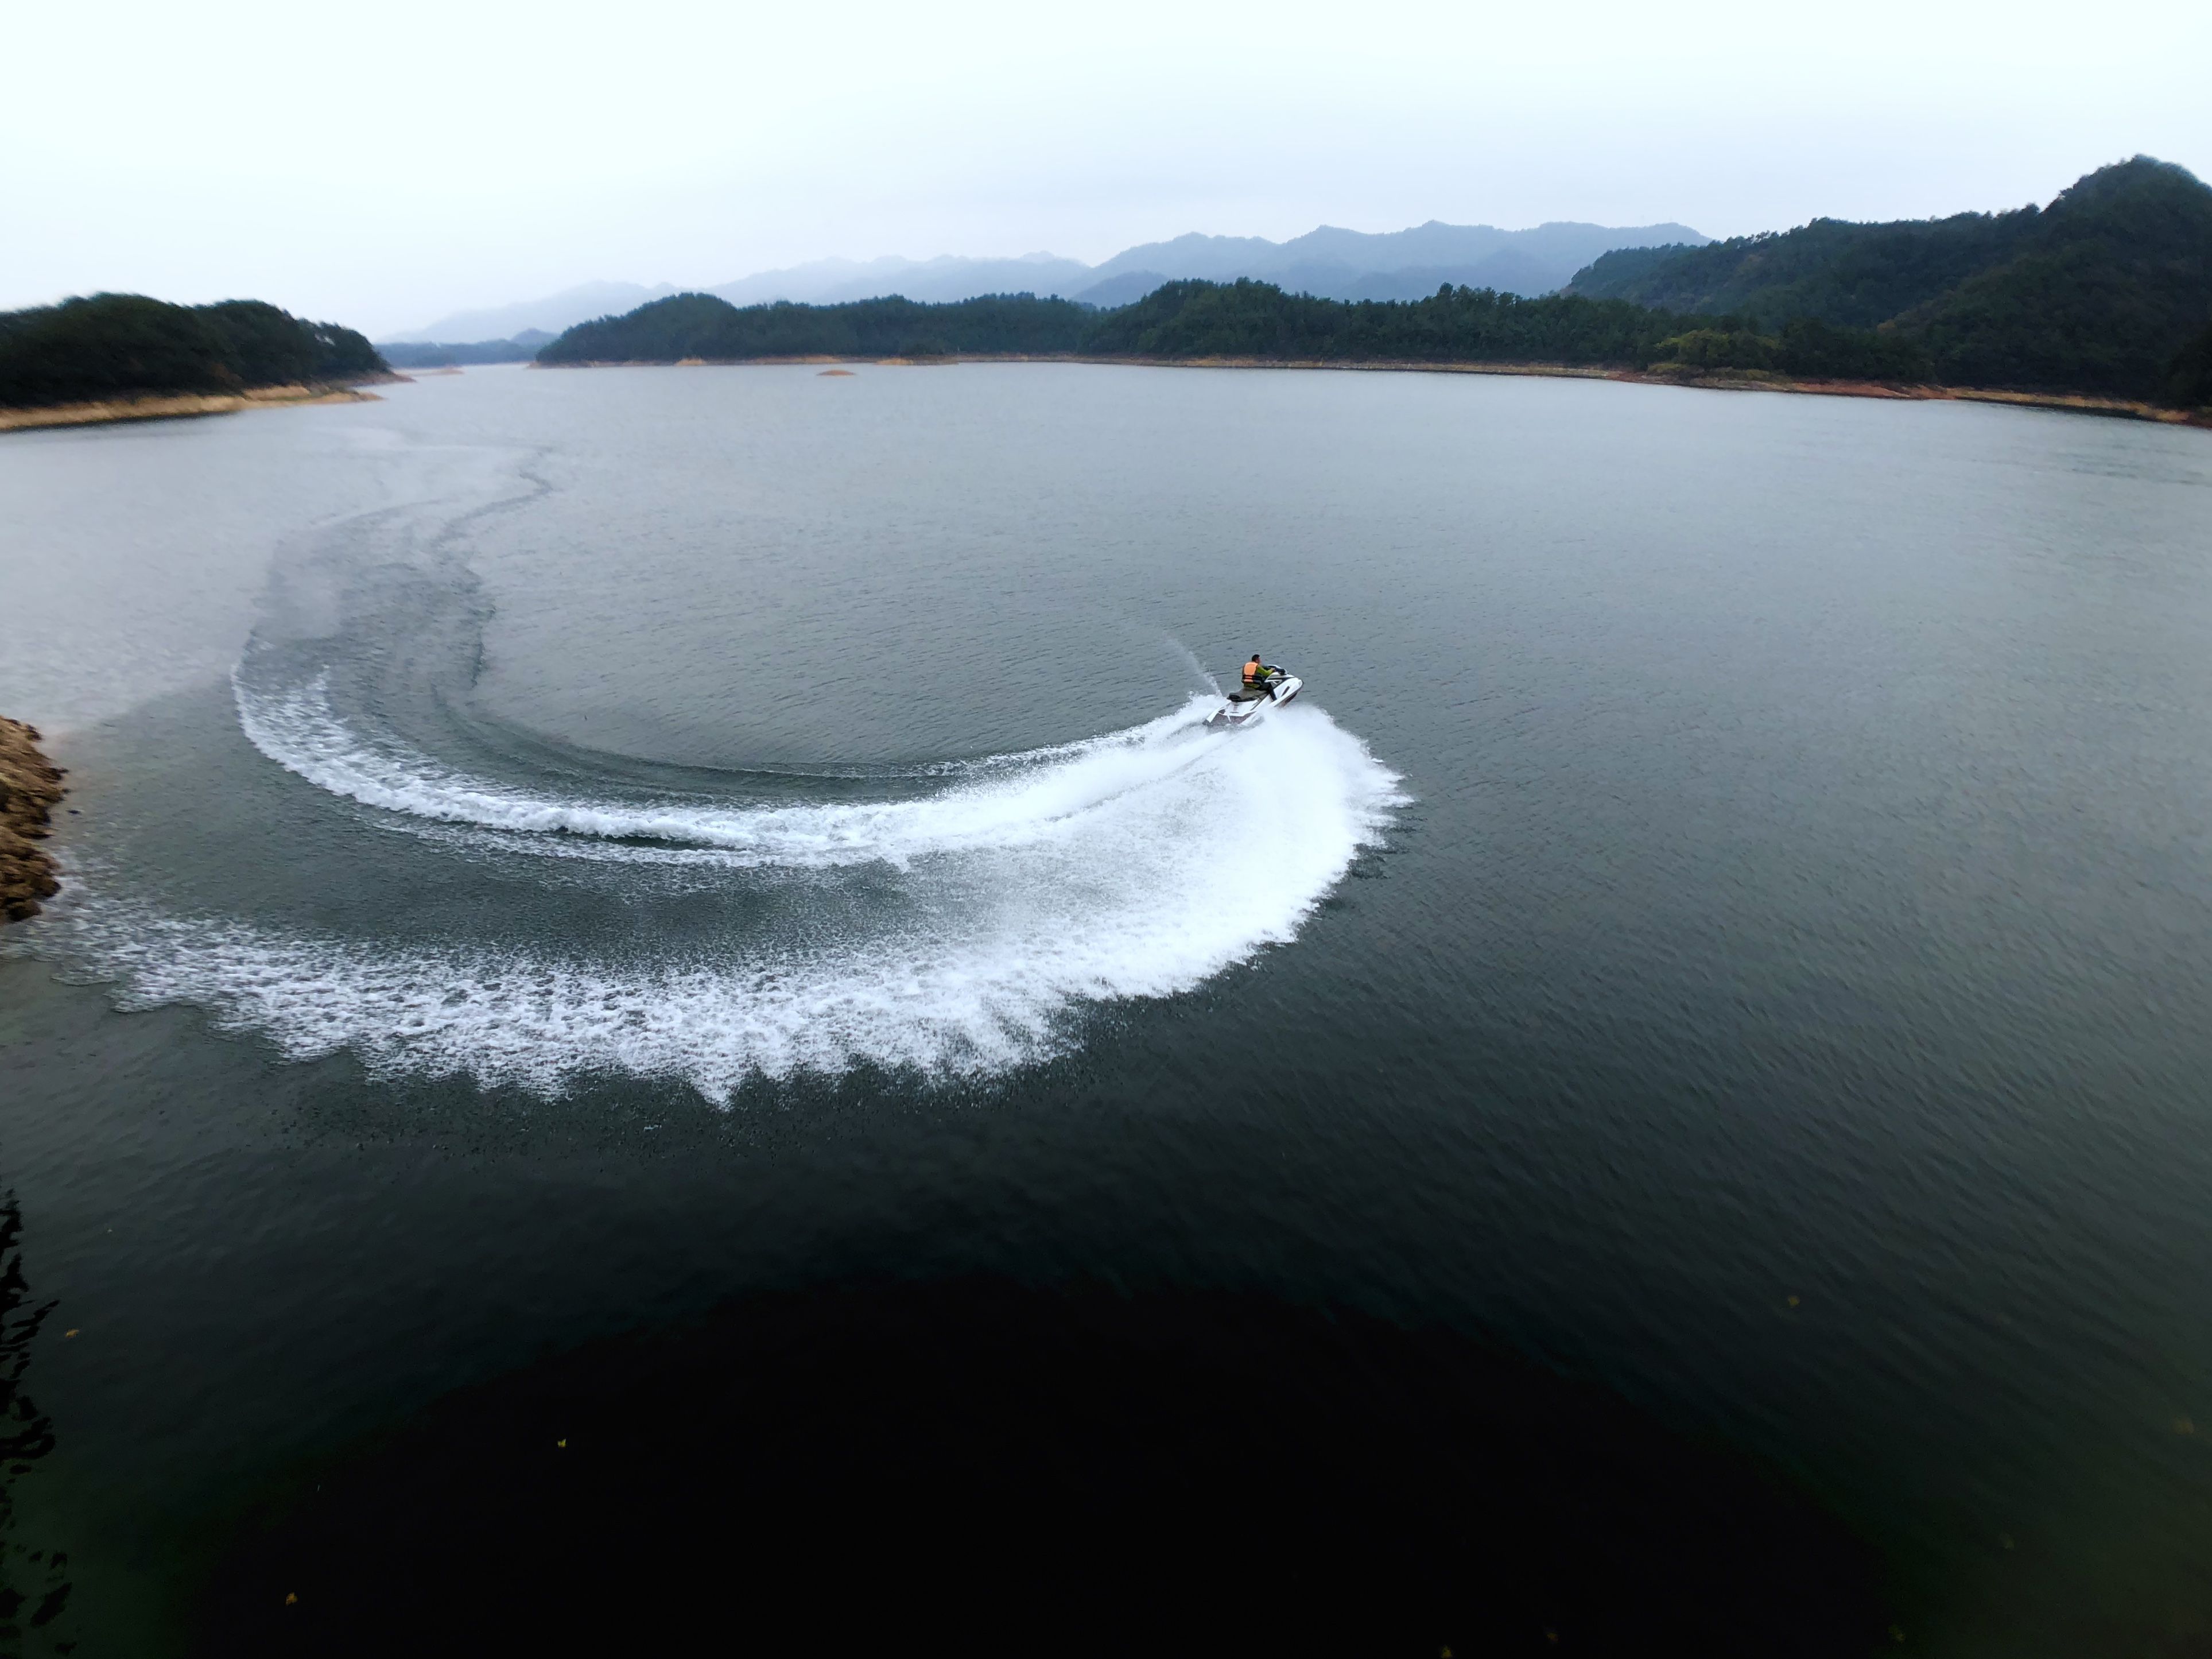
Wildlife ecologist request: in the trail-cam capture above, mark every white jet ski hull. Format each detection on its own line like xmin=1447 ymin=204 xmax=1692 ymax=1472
xmin=1206 ymin=675 xmax=1302 ymax=730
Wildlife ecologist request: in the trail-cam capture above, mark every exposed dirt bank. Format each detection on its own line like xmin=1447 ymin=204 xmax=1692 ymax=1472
xmin=535 ymin=355 xmax=959 ymax=369
xmin=1624 ymin=365 xmax=2212 ymax=426
xmin=0 ymin=719 xmax=65 ymax=923
xmin=1108 ymin=358 xmax=2212 ymax=425
xmin=0 ymin=375 xmax=406 ymax=435
xmin=534 ymin=355 xmax=2211 ymax=427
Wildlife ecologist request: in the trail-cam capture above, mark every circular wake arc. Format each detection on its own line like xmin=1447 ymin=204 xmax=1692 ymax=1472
xmin=232 ymin=665 xmax=1249 ymax=872
xmin=35 ymin=456 xmax=1407 ymax=1099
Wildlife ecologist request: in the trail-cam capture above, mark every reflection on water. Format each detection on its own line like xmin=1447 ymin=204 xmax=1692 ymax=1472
xmin=196 ymin=1277 xmax=1886 ymax=1657
xmin=0 ymin=1199 xmax=69 ymax=1656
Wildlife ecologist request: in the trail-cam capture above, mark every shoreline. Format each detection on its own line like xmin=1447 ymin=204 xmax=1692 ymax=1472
xmin=533 ymin=354 xmax=2211 ymax=427
xmin=0 ymin=718 xmax=65 ymax=924
xmin=0 ymin=374 xmax=408 ymax=435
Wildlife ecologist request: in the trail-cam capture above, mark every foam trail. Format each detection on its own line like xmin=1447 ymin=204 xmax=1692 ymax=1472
xmin=45 ymin=701 xmax=1406 ymax=1096
xmin=236 ymin=668 xmax=1241 ymax=869
xmin=1168 ymin=638 xmax=1224 ymax=697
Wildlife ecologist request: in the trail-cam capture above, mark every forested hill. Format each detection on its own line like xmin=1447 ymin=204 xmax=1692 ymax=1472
xmin=1567 ymin=211 xmax=2040 ymax=328
xmin=0 ymin=294 xmax=386 ymax=408
xmin=1567 ymin=157 xmax=2212 ymax=400
xmin=537 ymin=292 xmax=1092 ymax=362
xmin=539 ymin=282 xmax=1937 ymax=385
xmin=544 ymin=168 xmax=2212 ymax=410
xmin=1084 ymin=281 xmax=1699 ymax=367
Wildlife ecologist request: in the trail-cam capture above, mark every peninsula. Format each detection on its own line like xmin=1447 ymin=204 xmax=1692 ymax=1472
xmin=0 ymin=294 xmax=394 ymax=433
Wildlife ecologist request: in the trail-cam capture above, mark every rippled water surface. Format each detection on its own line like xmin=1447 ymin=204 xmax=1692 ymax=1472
xmin=3 ymin=364 xmax=2210 ymax=1653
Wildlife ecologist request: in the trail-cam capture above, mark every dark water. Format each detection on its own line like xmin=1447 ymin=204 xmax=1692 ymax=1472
xmin=3 ymin=364 xmax=2210 ymax=1654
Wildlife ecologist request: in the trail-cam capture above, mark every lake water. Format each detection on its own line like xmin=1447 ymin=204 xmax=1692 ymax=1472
xmin=3 ymin=363 xmax=2210 ymax=1654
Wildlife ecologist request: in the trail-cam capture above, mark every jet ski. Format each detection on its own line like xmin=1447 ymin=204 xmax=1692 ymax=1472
xmin=1206 ymin=665 xmax=1302 ymax=730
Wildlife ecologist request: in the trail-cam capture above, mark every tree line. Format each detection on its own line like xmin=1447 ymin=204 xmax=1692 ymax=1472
xmin=537 ymin=282 xmax=1949 ymax=386
xmin=538 ymin=292 xmax=1093 ymax=363
xmin=0 ymin=294 xmax=386 ymax=408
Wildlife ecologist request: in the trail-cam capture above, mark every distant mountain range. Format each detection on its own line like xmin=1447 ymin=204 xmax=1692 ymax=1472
xmin=1080 ymin=220 xmax=1707 ymax=303
xmin=397 ymin=282 xmax=679 ymax=348
xmin=385 ymin=220 xmax=1709 ymax=343
xmin=714 ymin=252 xmax=1097 ymax=310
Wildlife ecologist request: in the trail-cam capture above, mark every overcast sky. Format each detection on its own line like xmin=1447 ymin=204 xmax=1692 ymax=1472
xmin=7 ymin=0 xmax=2207 ymax=337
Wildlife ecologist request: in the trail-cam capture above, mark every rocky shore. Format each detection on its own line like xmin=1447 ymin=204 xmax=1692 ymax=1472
xmin=0 ymin=719 xmax=66 ymax=922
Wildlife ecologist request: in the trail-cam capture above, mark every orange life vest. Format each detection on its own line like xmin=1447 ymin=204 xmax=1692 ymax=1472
xmin=1243 ymin=659 xmax=1264 ymax=685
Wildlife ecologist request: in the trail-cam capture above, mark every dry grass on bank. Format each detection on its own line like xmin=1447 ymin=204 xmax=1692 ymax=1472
xmin=0 ymin=381 xmax=389 ymax=434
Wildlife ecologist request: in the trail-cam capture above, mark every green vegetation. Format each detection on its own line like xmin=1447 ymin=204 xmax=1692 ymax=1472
xmin=1644 ymin=319 xmax=1930 ymax=381
xmin=540 ymin=158 xmax=2210 ymax=410
xmin=378 ymin=331 xmax=551 ymax=369
xmin=543 ymin=278 xmax=1920 ymax=383
xmin=537 ymin=292 xmax=1091 ymax=362
xmin=2170 ymin=322 xmax=2212 ymax=408
xmin=1081 ymin=278 xmax=1694 ymax=364
xmin=1571 ymin=157 xmax=2212 ymax=401
xmin=1088 ymin=282 xmax=1928 ymax=379
xmin=0 ymin=294 xmax=385 ymax=408
xmin=1569 ymin=215 xmax=2037 ymax=330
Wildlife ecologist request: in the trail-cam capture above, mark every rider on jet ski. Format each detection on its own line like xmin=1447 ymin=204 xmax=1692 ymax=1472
xmin=1209 ymin=653 xmax=1300 ymax=728
xmin=1238 ymin=653 xmax=1284 ymax=700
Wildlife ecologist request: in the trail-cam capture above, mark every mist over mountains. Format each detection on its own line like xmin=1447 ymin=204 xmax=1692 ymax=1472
xmin=388 ymin=220 xmax=1707 ymax=343
xmin=1085 ymin=220 xmax=1706 ymax=301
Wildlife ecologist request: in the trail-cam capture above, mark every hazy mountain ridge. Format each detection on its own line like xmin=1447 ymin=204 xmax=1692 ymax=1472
xmin=711 ymin=254 xmax=1096 ymax=309
xmin=393 ymin=219 xmax=1709 ymax=342
xmin=388 ymin=282 xmax=678 ymax=344
xmin=1088 ymin=219 xmax=1709 ymax=301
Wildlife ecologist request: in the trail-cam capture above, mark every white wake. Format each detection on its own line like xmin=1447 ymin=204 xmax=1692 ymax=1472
xmin=41 ymin=672 xmax=1404 ymax=1098
xmin=236 ymin=670 xmax=1245 ymax=870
